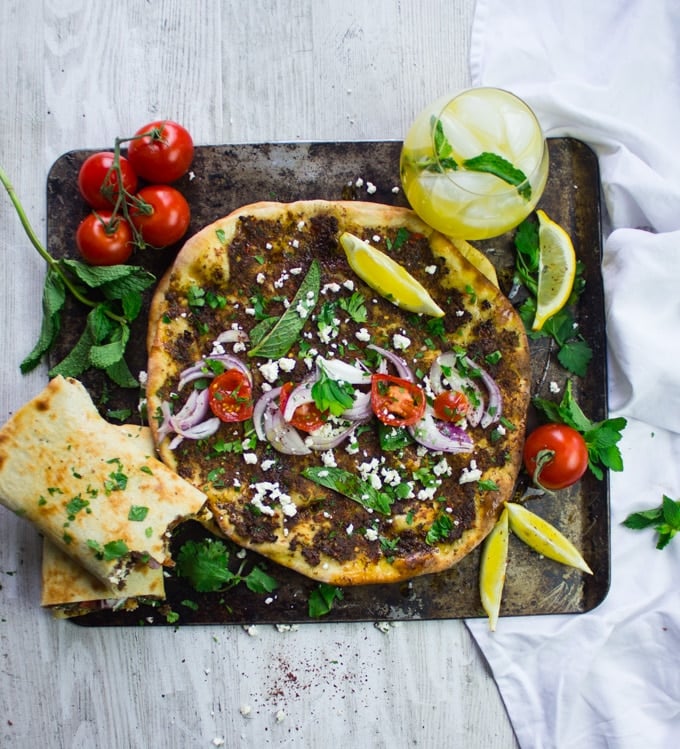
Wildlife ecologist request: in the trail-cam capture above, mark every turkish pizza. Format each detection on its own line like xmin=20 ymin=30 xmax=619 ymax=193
xmin=146 ymin=200 xmax=531 ymax=585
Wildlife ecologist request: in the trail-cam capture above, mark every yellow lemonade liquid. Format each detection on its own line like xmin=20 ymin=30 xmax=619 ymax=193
xmin=400 ymin=88 xmax=549 ymax=240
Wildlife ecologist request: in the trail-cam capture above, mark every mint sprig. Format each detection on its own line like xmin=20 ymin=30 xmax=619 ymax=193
xmin=623 ymin=495 xmax=680 ymax=550
xmin=302 ymin=466 xmax=395 ymax=515
xmin=1 ymin=166 xmax=156 ymax=387
xmin=420 ymin=118 xmax=531 ymax=200
xmin=248 ymin=259 xmax=320 ymax=359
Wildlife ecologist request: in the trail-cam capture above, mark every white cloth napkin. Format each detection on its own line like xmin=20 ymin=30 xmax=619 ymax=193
xmin=466 ymin=1 xmax=680 ymax=747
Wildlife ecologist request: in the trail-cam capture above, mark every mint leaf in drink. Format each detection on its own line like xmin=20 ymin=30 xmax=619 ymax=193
xmin=248 ymin=259 xmax=321 ymax=359
xmin=463 ymin=152 xmax=532 ymax=200
xmin=623 ymin=495 xmax=680 ymax=550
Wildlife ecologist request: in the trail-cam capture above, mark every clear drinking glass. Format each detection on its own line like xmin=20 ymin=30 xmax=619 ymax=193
xmin=400 ymin=87 xmax=549 ymax=240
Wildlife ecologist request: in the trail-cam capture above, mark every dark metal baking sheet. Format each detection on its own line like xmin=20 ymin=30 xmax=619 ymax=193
xmin=45 ymin=138 xmax=608 ymax=626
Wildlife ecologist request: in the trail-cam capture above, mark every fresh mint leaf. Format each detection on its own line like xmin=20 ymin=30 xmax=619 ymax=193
xmin=302 ymin=466 xmax=394 ymax=515
xmin=248 ymin=260 xmax=321 ymax=359
xmin=20 ymin=268 xmax=66 ymax=373
xmin=623 ymin=495 xmax=680 ymax=550
xmin=308 ymin=582 xmax=344 ymax=618
xmin=463 ymin=152 xmax=531 ymax=200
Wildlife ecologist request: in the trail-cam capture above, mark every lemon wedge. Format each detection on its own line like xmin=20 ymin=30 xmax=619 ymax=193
xmin=532 ymin=210 xmax=576 ymax=331
xmin=448 ymin=237 xmax=499 ymax=287
xmin=339 ymin=232 xmax=445 ymax=317
xmin=505 ymin=502 xmax=592 ymax=574
xmin=479 ymin=507 xmax=509 ymax=631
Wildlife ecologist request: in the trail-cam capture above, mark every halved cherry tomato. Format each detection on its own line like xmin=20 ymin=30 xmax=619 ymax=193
xmin=126 ymin=120 xmax=194 ymax=183
xmin=75 ymin=211 xmax=133 ymax=265
xmin=208 ymin=369 xmax=254 ymax=422
xmin=523 ymin=423 xmax=589 ymax=490
xmin=433 ymin=390 xmax=470 ymax=422
xmin=129 ymin=185 xmax=191 ymax=247
xmin=78 ymin=151 xmax=138 ymax=209
xmin=371 ymin=374 xmax=426 ymax=427
xmin=279 ymin=382 xmax=327 ymax=433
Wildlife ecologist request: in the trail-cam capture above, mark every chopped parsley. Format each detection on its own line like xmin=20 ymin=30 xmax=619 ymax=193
xmin=308 ymin=583 xmax=344 ymax=618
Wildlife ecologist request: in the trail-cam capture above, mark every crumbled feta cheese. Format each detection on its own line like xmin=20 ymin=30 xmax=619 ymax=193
xmin=342 ymin=279 xmax=355 ymax=291
xmin=275 ymin=710 xmax=286 ymax=723
xmin=322 ymin=282 xmax=341 ymax=294
xmin=459 ymin=459 xmax=483 ymax=484
xmin=365 ymin=527 xmax=379 ymax=541
xmin=355 ymin=327 xmax=371 ymax=342
xmin=242 ymin=452 xmax=258 ymax=465
xmin=372 ymin=234 xmax=381 ymax=242
xmin=392 ymin=333 xmax=411 ymax=350
xmin=239 ymin=704 xmax=252 ymax=717
xmin=321 ymin=450 xmax=337 ymax=468
xmin=425 ymin=265 xmax=437 ymax=275
xmin=391 ymin=186 xmax=400 ymax=194
xmin=366 ymin=181 xmax=377 ymax=194
xmin=278 ymin=357 xmax=296 ymax=373
xmin=346 ymin=523 xmax=354 ymax=535
xmin=259 ymin=360 xmax=280 ymax=383
xmin=297 ymin=220 xmax=305 ymax=230
xmin=261 ymin=459 xmax=276 ymax=471
xmin=355 ymin=177 xmax=364 ymax=187
xmin=550 ymin=381 xmax=561 ymax=394
xmin=256 ymin=272 xmax=266 ymax=284
xmin=138 ymin=370 xmax=148 ymax=386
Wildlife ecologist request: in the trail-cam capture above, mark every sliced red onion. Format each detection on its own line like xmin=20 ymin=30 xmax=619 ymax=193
xmin=214 ymin=328 xmax=249 ymax=345
xmin=282 ymin=378 xmax=315 ymax=422
xmin=367 ymin=344 xmax=414 ymax=381
xmin=340 ymin=389 xmax=372 ymax=421
xmin=171 ymin=388 xmax=211 ymax=431
xmin=464 ymin=356 xmax=502 ymax=428
xmin=178 ymin=354 xmax=252 ymax=390
xmin=429 ymin=352 xmax=484 ymax=427
xmin=316 ymin=356 xmax=372 ymax=386
xmin=167 ymin=416 xmax=221 ymax=449
xmin=409 ymin=408 xmax=474 ymax=454
xmin=253 ymin=387 xmax=281 ymax=441
xmin=253 ymin=387 xmax=311 ymax=455
xmin=304 ymin=421 xmax=360 ymax=450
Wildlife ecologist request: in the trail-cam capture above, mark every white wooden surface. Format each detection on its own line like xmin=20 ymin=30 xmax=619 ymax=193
xmin=0 ymin=2 xmax=520 ymax=747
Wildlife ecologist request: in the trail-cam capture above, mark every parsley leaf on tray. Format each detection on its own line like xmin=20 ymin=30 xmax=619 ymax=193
xmin=176 ymin=538 xmax=278 ymax=595
xmin=533 ymin=380 xmax=627 ymax=480
xmin=514 ymin=217 xmax=592 ymax=377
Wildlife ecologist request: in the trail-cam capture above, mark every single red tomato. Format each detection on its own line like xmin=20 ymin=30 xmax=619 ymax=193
xmin=371 ymin=374 xmax=426 ymax=427
xmin=129 ymin=185 xmax=191 ymax=247
xmin=279 ymin=382 xmax=327 ymax=433
xmin=523 ymin=423 xmax=589 ymax=490
xmin=77 ymin=151 xmax=138 ymax=209
xmin=75 ymin=211 xmax=133 ymax=265
xmin=126 ymin=120 xmax=194 ymax=183
xmin=208 ymin=369 xmax=254 ymax=422
xmin=433 ymin=390 xmax=470 ymax=422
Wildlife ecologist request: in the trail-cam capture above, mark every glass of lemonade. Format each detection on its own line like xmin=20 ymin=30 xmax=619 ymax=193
xmin=400 ymin=87 xmax=549 ymax=240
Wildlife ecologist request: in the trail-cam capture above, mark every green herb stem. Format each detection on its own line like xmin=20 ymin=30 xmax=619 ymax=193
xmin=0 ymin=165 xmax=127 ymax=325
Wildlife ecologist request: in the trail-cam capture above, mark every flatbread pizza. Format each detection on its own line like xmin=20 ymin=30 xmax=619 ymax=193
xmin=146 ymin=200 xmax=531 ymax=585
